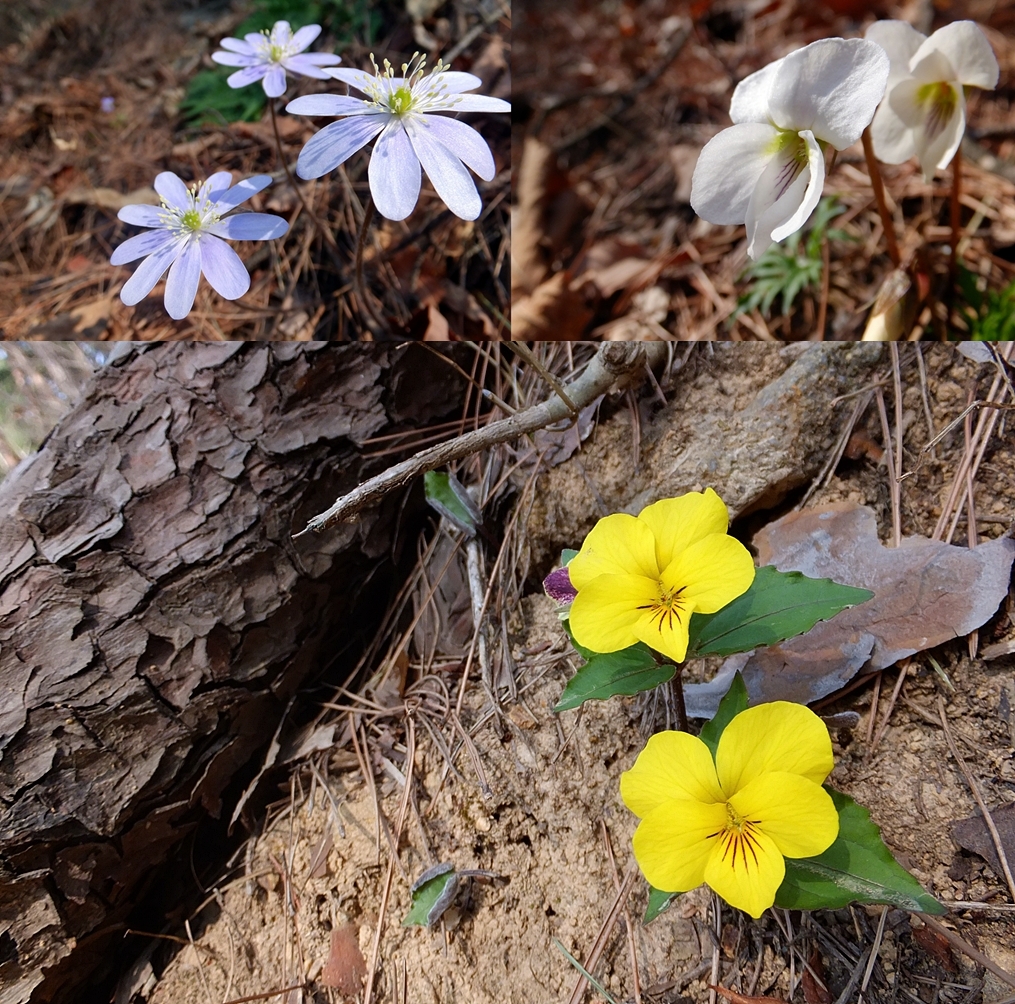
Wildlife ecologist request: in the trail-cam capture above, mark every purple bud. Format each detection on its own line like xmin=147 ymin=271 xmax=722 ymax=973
xmin=100 ymin=96 xmax=115 ymax=113
xmin=543 ymin=566 xmax=577 ymax=605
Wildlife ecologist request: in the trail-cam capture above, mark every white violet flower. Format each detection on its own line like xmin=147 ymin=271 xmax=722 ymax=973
xmin=285 ymin=53 xmax=510 ymax=221
xmin=691 ymin=38 xmax=889 ymax=259
xmin=212 ymin=20 xmax=341 ymax=98
xmin=110 ymin=171 xmax=289 ymax=319
xmin=864 ymin=20 xmax=999 ymax=181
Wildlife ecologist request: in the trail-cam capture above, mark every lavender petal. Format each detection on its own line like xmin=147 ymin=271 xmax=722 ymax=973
xmin=368 ymin=122 xmax=421 ymax=221
xmin=199 ymin=235 xmax=249 ymax=300
xmin=262 ymin=65 xmax=287 ymax=98
xmin=163 ymin=239 xmax=203 ymax=319
xmin=212 ymin=51 xmax=261 ymax=68
xmin=153 ymin=171 xmax=191 ymax=211
xmin=204 ymin=212 xmax=288 ymax=241
xmin=212 ymin=174 xmax=274 ymax=212
xmin=198 ymin=171 xmax=234 ymax=204
xmin=283 ymin=53 xmax=341 ymax=78
xmin=289 ymin=24 xmax=322 ymax=52
xmin=418 ymin=115 xmax=495 ymax=180
xmin=228 ymin=65 xmax=270 ymax=89
xmin=119 ymin=236 xmax=185 ymax=304
xmin=110 ymin=227 xmax=175 ymax=265
xmin=295 ymin=115 xmax=385 ymax=179
xmin=116 ymin=204 xmax=166 ymax=229
xmin=441 ymin=94 xmax=511 ymax=113
xmin=543 ymin=567 xmax=577 ymax=605
xmin=218 ymin=37 xmax=254 ymax=54
xmin=285 ymin=93 xmax=370 ymax=116
xmin=405 ymin=118 xmax=481 ymax=220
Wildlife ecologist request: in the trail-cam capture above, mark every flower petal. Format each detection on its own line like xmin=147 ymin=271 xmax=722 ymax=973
xmin=637 ymin=489 xmax=730 ymax=571
xmin=915 ymin=20 xmax=998 ymax=90
xmin=289 ymin=23 xmax=322 ymax=52
xmin=295 ymin=115 xmax=386 ymax=179
xmin=212 ymin=51 xmax=262 ymax=67
xmin=270 ymin=21 xmax=292 ymax=46
xmin=768 ymin=37 xmax=889 ymax=150
xmin=889 ymin=76 xmax=966 ymax=178
xmin=283 ymin=53 xmax=341 ymax=78
xmin=199 ymin=234 xmax=250 ymax=300
xmin=729 ymin=58 xmax=784 ymax=124
xmin=116 ymin=204 xmax=166 ymax=228
xmin=443 ymin=93 xmax=511 ymax=113
xmin=715 ymin=702 xmax=834 ymax=795
xmin=569 ymin=572 xmax=658 ymax=654
xmin=568 ymin=513 xmax=659 ymax=588
xmin=917 ymin=85 xmax=965 ymax=178
xmin=153 ymin=171 xmax=191 ymax=211
xmin=621 ymin=730 xmax=725 ymax=817
xmin=690 ymin=122 xmax=777 ymax=227
xmin=262 ymin=65 xmax=287 ymax=97
xmin=418 ymin=115 xmax=496 ymax=179
xmin=228 ymin=65 xmax=270 ymax=89
xmin=323 ymin=67 xmax=376 ymax=93
xmin=633 ymin=606 xmax=692 ymax=664
xmin=863 ymin=20 xmax=925 ymax=87
xmin=119 ymin=236 xmax=185 ymax=304
xmin=212 ymin=174 xmax=274 ymax=212
xmin=245 ymin=32 xmax=267 ymax=49
xmin=218 ymin=36 xmax=254 ymax=54
xmin=110 ymin=227 xmax=175 ymax=266
xmin=730 ymin=773 xmax=839 ymax=860
xmin=662 ymin=533 xmax=756 ymax=616
xmin=368 ymin=122 xmax=421 ymax=221
xmin=869 ymin=93 xmax=916 ymax=165
xmin=404 ymin=116 xmax=482 ymax=219
xmin=703 ymin=819 xmax=784 ymax=919
xmin=770 ymin=129 xmax=823 ymax=243
xmin=633 ymin=799 xmax=727 ymax=894
xmin=164 ymin=238 xmax=203 ymax=319
xmin=204 ymin=211 xmax=288 ymax=240
xmin=421 ymin=70 xmax=484 ymax=95
xmin=199 ymin=171 xmax=234 ymax=204
xmin=285 ymin=93 xmax=372 ymax=116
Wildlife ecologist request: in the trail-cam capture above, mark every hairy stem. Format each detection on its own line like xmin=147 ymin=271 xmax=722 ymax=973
xmin=861 ymin=128 xmax=901 ymax=267
xmin=950 ymin=144 xmax=963 ymax=271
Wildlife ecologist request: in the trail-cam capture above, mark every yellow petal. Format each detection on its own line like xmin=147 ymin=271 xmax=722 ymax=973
xmin=715 ymin=702 xmax=834 ymax=796
xmin=569 ymin=573 xmax=657 ymax=654
xmin=729 ymin=772 xmax=839 ymax=859
xmin=703 ymin=820 xmax=785 ymax=919
xmin=661 ymin=534 xmax=756 ymax=615
xmin=569 ymin=513 xmax=659 ymax=590
xmin=637 ymin=489 xmax=731 ymax=570
xmin=621 ymin=731 xmax=725 ymax=818
xmin=632 ymin=799 xmax=727 ymax=893
xmin=633 ymin=605 xmax=692 ymax=664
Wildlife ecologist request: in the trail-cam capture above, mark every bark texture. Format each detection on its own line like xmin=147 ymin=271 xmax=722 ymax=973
xmin=0 ymin=342 xmax=466 ymax=1004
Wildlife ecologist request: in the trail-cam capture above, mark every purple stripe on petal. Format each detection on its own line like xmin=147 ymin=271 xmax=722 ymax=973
xmin=163 ymin=239 xmax=203 ymax=320
xmin=212 ymin=51 xmax=261 ymax=67
xmin=218 ymin=37 xmax=254 ymax=54
xmin=418 ymin=115 xmax=495 ymax=180
xmin=200 ymin=234 xmax=250 ymax=300
xmin=543 ymin=567 xmax=577 ymax=605
xmin=289 ymin=24 xmax=322 ymax=52
xmin=116 ymin=204 xmax=166 ymax=228
xmin=405 ymin=118 xmax=481 ymax=220
xmin=119 ymin=236 xmax=186 ymax=304
xmin=228 ymin=65 xmax=270 ymax=89
xmin=154 ymin=171 xmax=191 ymax=211
xmin=110 ymin=227 xmax=175 ymax=265
xmin=205 ymin=212 xmax=288 ymax=241
xmin=285 ymin=93 xmax=371 ymax=116
xmin=368 ymin=123 xmax=420 ymax=221
xmin=282 ymin=53 xmax=340 ymax=78
xmin=295 ymin=115 xmax=385 ymax=179
xmin=212 ymin=174 xmax=274 ymax=212
xmin=262 ymin=65 xmax=287 ymax=97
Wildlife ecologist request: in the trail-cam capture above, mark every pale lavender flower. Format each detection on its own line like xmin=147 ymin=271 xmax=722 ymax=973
xmin=211 ymin=20 xmax=341 ymax=98
xmin=110 ymin=171 xmax=289 ymax=320
xmin=285 ymin=54 xmax=510 ymax=221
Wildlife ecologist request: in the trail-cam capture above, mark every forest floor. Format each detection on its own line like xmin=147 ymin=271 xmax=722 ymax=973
xmin=129 ymin=343 xmax=1015 ymax=1004
xmin=511 ymin=0 xmax=1015 ymax=341
xmin=0 ymin=0 xmax=509 ymax=339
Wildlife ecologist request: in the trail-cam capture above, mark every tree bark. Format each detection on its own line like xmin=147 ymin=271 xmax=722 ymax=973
xmin=0 ymin=342 xmax=467 ymax=1004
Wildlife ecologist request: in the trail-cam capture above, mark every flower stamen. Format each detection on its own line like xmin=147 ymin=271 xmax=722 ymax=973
xmin=637 ymin=586 xmax=688 ymax=632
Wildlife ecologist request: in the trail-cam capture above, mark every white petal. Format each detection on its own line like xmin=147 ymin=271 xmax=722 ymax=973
xmin=154 ymin=171 xmax=191 ymax=211
xmin=213 ymin=174 xmax=274 ymax=212
xmin=200 ymin=235 xmax=250 ymax=299
xmin=418 ymin=115 xmax=496 ymax=179
xmin=212 ymin=51 xmax=261 ymax=67
xmin=744 ymin=132 xmax=818 ymax=259
xmin=729 ymin=57 xmax=785 ymax=124
xmin=289 ymin=24 xmax=321 ymax=52
xmin=282 ymin=53 xmax=341 ymax=78
xmin=368 ymin=123 xmax=421 ymax=221
xmin=245 ymin=32 xmax=268 ymax=49
xmin=422 ymin=71 xmax=483 ymax=95
xmin=323 ymin=67 xmax=377 ymax=93
xmin=916 ymin=20 xmax=998 ymax=89
xmin=690 ymin=122 xmax=778 ymax=225
xmin=444 ymin=94 xmax=511 ymax=113
xmin=164 ymin=239 xmax=203 ymax=320
xmin=295 ymin=116 xmax=385 ymax=179
xmin=119 ymin=236 xmax=186 ymax=305
xmin=887 ymin=76 xmax=929 ymax=127
xmin=263 ymin=65 xmax=287 ymax=97
xmin=405 ymin=117 xmax=482 ymax=220
xmin=910 ymin=48 xmax=958 ymax=85
xmin=218 ymin=37 xmax=254 ymax=54
xmin=869 ymin=94 xmax=916 ymax=165
xmin=271 ymin=21 xmax=292 ymax=46
xmin=771 ymin=130 xmax=824 ymax=242
xmin=285 ymin=93 xmax=372 ymax=116
xmin=768 ymin=37 xmax=890 ymax=149
xmin=228 ymin=66 xmax=269 ymax=89
xmin=916 ymin=86 xmax=966 ymax=179
xmin=863 ymin=20 xmax=925 ymax=86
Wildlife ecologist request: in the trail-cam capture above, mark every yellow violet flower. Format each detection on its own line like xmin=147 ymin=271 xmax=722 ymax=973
xmin=568 ymin=489 xmax=755 ymax=664
xmin=621 ymin=702 xmax=840 ymax=918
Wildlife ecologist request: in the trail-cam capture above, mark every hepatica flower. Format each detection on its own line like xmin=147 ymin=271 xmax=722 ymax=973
xmin=285 ymin=54 xmax=510 ymax=221
xmin=568 ymin=489 xmax=755 ymax=665
xmin=212 ymin=21 xmax=341 ymax=98
xmin=622 ymin=702 xmax=839 ymax=918
xmin=110 ymin=171 xmax=288 ymax=319
xmin=865 ymin=20 xmax=999 ymax=181
xmin=691 ymin=38 xmax=889 ymax=259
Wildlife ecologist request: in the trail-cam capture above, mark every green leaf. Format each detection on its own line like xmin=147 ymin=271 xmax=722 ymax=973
xmin=554 ymin=641 xmax=675 ymax=712
xmin=686 ymin=565 xmax=873 ymax=659
xmin=644 ymin=885 xmax=678 ymax=923
xmin=561 ymin=548 xmax=579 ymax=566
xmin=403 ymin=863 xmax=460 ymax=927
xmin=563 ymin=620 xmax=595 ymax=661
xmin=424 ymin=471 xmax=481 ymax=537
xmin=180 ymin=68 xmax=266 ymax=126
xmin=697 ymin=671 xmax=749 ymax=760
xmin=774 ymin=789 xmax=945 ymax=914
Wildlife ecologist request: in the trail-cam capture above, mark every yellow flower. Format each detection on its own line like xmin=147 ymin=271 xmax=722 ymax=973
xmin=567 ymin=489 xmax=755 ymax=664
xmin=621 ymin=702 xmax=839 ymax=918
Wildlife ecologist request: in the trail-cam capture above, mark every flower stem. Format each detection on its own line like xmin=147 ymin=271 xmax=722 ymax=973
xmin=672 ymin=666 xmax=688 ymax=733
xmin=950 ymin=144 xmax=962 ymax=272
xmin=353 ymin=193 xmax=386 ymax=332
xmin=861 ymin=128 xmax=901 ymax=267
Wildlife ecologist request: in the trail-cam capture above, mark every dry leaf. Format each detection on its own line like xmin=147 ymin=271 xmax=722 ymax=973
xmin=711 ymin=985 xmax=788 ymax=1004
xmin=685 ymin=502 xmax=1015 ymax=716
xmin=511 ymin=272 xmax=592 ymax=341
xmin=512 ymin=136 xmax=554 ymax=297
xmin=320 ymin=924 xmax=366 ymax=994
xmin=952 ymin=803 xmax=1015 ymax=881
xmin=63 ymin=185 xmax=159 ymax=211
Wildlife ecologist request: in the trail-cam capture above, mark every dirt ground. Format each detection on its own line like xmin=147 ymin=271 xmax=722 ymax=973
xmin=141 ymin=344 xmax=1015 ymax=1004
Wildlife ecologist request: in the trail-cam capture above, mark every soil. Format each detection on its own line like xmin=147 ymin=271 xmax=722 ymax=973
xmin=144 ymin=344 xmax=1015 ymax=1004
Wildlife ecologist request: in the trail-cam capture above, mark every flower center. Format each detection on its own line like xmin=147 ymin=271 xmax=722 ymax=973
xmin=637 ymin=584 xmax=687 ymax=632
xmin=711 ymin=803 xmax=764 ymax=871
xmin=269 ymin=43 xmax=285 ymax=62
xmin=361 ymin=50 xmax=459 ymax=115
xmin=388 ymin=84 xmax=414 ymax=115
xmin=180 ymin=208 xmax=203 ymax=231
xmin=916 ymin=81 xmax=957 ymax=140
xmin=765 ymin=129 xmax=810 ymax=201
xmin=157 ymin=182 xmax=221 ymax=237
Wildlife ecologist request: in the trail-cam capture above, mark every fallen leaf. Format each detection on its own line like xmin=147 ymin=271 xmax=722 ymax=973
xmin=320 ymin=924 xmax=366 ymax=993
xmin=684 ymin=503 xmax=1015 ymax=716
xmin=423 ymin=303 xmax=451 ymax=340
xmin=710 ymin=985 xmax=788 ymax=1004
xmin=511 ymin=136 xmax=554 ymax=297
xmin=912 ymin=924 xmax=958 ymax=972
xmin=802 ymin=947 xmax=832 ymax=1004
xmin=531 ymin=397 xmax=601 ymax=467
xmin=951 ymin=803 xmax=1015 ymax=882
xmin=63 ymin=185 xmax=159 ymax=211
xmin=511 ymin=272 xmax=592 ymax=340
